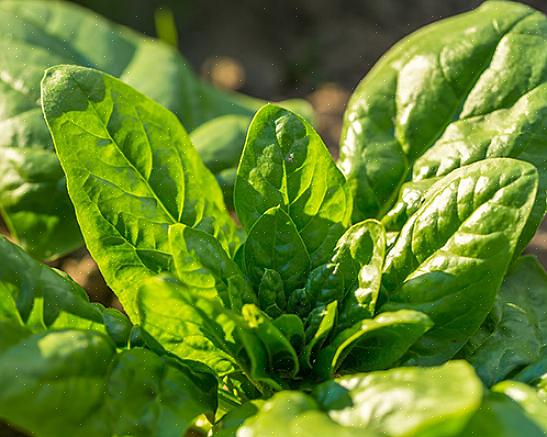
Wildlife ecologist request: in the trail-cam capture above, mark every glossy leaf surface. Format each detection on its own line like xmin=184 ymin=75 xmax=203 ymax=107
xmin=382 ymin=159 xmax=538 ymax=364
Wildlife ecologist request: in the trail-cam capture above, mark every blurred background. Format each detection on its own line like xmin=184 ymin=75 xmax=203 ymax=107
xmin=1 ymin=1 xmax=547 ymax=434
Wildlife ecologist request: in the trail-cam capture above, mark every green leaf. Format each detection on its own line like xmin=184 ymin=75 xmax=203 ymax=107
xmin=235 ymin=104 xmax=350 ymax=267
xmin=299 ymin=220 xmax=386 ymax=325
xmin=190 ymin=114 xmax=249 ymax=208
xmin=107 ymin=348 xmax=218 ymax=436
xmin=514 ymin=353 xmax=547 ymax=389
xmin=242 ymin=304 xmax=299 ymax=379
xmin=301 ymin=301 xmax=338 ymax=370
xmin=314 ymin=361 xmax=483 ymax=437
xmin=382 ymin=158 xmax=538 ymax=364
xmin=0 ymin=0 xmax=314 ymax=259
xmin=0 ymin=235 xmax=105 ymax=336
xmin=336 ymin=220 xmax=386 ymax=325
xmin=0 ymin=329 xmax=217 ymax=437
xmin=339 ymin=1 xmax=543 ymax=220
xmin=0 ymin=234 xmax=157 ymax=354
xmin=169 ymin=223 xmax=254 ymax=310
xmin=137 ymin=275 xmax=238 ymax=376
xmin=213 ymin=400 xmax=263 ymax=437
xmin=492 ymin=381 xmax=547 ymax=431
xmin=42 ymin=65 xmax=239 ymax=320
xmin=381 ymin=178 xmax=439 ymax=232
xmin=244 ymin=206 xmax=311 ymax=294
xmin=315 ymin=310 xmax=432 ymax=379
xmin=459 ymin=391 xmax=546 ymax=437
xmin=273 ymin=314 xmax=305 ymax=353
xmin=258 ymin=269 xmax=286 ymax=317
xmin=463 ymin=256 xmax=547 ymax=386
xmin=191 ymin=115 xmax=249 ymax=175
xmin=234 ymin=391 xmax=371 ymax=437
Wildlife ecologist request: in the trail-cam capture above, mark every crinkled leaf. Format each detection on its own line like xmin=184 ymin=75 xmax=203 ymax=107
xmin=382 ymin=159 xmax=538 ymax=364
xmin=464 ymin=256 xmax=547 ymax=386
xmin=235 ymin=104 xmax=350 ymax=267
xmin=42 ymin=65 xmax=238 ymax=320
xmin=302 ymin=220 xmax=385 ymax=315
xmin=339 ymin=1 xmax=543 ymax=221
xmin=381 ymin=178 xmax=439 ymax=232
xmin=258 ymin=269 xmax=286 ymax=317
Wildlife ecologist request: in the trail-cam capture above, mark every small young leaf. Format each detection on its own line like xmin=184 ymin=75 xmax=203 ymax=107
xmin=315 ymin=310 xmax=432 ymax=379
xmin=242 ymin=304 xmax=300 ymax=378
xmin=301 ymin=300 xmax=338 ymax=371
xmin=336 ymin=220 xmax=386 ymax=325
xmin=244 ymin=206 xmax=310 ymax=294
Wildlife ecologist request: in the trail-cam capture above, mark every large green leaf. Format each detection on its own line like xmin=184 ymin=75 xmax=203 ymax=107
xmin=235 ymin=104 xmax=350 ymax=267
xmin=0 ymin=330 xmax=217 ymax=437
xmin=314 ymin=361 xmax=482 ymax=437
xmin=382 ymin=159 xmax=538 ymax=364
xmin=463 ymin=256 xmax=547 ymax=386
xmin=339 ymin=1 xmax=545 ymax=221
xmin=42 ymin=65 xmax=238 ymax=320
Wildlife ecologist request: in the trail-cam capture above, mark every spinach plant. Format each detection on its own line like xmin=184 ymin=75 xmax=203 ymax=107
xmin=1 ymin=1 xmax=547 ymax=436
xmin=0 ymin=0 xmax=311 ymax=260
